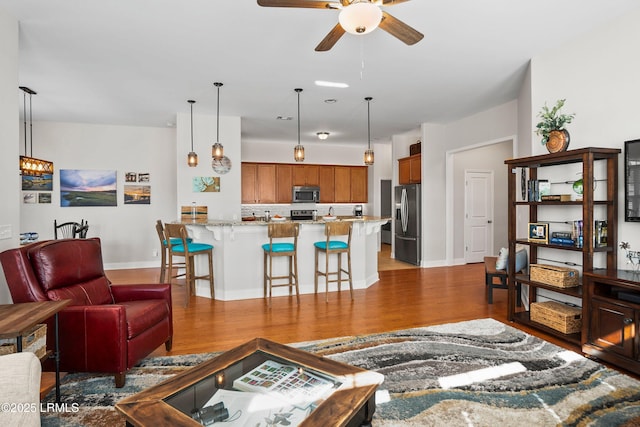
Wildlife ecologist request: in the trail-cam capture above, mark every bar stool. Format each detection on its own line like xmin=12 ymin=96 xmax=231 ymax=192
xmin=314 ymin=221 xmax=353 ymax=302
xmin=155 ymin=220 xmax=192 ymax=283
xmin=262 ymin=222 xmax=300 ymax=306
xmin=164 ymin=223 xmax=214 ymax=307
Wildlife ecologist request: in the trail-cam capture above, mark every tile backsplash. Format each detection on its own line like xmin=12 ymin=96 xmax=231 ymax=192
xmin=241 ymin=204 xmax=366 ymax=219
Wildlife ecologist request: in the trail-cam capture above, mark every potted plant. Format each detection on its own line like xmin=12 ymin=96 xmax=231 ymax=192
xmin=535 ymin=99 xmax=575 ymax=153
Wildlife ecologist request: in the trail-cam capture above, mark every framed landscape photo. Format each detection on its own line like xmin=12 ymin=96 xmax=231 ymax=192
xmin=528 ymin=222 xmax=549 ymax=243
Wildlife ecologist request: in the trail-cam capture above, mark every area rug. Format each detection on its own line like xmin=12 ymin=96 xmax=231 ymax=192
xmin=41 ymin=318 xmax=640 ymax=426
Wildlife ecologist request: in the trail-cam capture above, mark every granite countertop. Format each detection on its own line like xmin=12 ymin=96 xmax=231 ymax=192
xmin=179 ymin=216 xmax=391 ymax=226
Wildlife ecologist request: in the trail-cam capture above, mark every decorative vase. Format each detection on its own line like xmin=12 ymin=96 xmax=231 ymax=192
xmin=546 ymin=129 xmax=570 ymax=153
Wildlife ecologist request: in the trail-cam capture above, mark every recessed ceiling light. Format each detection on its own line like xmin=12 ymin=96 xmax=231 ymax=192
xmin=317 ymin=132 xmax=330 ymax=140
xmin=277 ymin=116 xmax=293 ymax=120
xmin=315 ymin=80 xmax=349 ymax=88
xmin=324 ymin=99 xmax=337 ymax=104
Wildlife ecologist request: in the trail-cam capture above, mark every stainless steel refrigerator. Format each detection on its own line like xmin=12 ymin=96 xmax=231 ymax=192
xmin=394 ymin=183 xmax=421 ymax=265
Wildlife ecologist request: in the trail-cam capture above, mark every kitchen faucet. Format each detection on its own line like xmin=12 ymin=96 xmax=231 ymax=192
xmin=328 ymin=206 xmax=334 ymax=216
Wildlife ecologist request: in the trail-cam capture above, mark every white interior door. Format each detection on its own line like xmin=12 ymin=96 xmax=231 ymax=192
xmin=464 ymin=170 xmax=494 ymax=263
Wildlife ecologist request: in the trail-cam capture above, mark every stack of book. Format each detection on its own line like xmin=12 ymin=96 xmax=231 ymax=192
xmin=550 ymin=231 xmax=575 ymax=246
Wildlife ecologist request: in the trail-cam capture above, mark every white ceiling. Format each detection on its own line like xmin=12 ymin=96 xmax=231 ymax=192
xmin=2 ymin=0 xmax=638 ymax=146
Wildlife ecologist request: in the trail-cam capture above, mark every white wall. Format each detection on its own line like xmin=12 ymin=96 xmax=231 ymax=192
xmin=0 ymin=9 xmax=19 ymax=304
xmin=176 ymin=113 xmax=242 ymax=221
xmin=530 ymin=6 xmax=640 ymax=270
xmin=19 ymin=122 xmax=177 ymax=269
xmin=421 ymin=100 xmax=518 ymax=267
xmin=451 ymin=140 xmax=513 ymax=261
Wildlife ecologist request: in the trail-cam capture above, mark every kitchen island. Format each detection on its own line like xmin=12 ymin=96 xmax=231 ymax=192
xmin=177 ymin=216 xmax=390 ymax=301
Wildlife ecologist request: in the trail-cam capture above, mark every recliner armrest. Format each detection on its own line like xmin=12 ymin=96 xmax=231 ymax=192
xmin=110 ymin=283 xmax=171 ymax=303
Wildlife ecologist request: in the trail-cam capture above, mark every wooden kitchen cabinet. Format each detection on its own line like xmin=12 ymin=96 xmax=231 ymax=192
xmin=334 ymin=166 xmax=352 ymax=203
xmin=242 ymin=162 xmax=367 ymax=204
xmin=318 ymin=166 xmax=334 ymax=203
xmin=276 ymin=164 xmax=293 ymax=203
xmin=292 ymin=165 xmax=319 ymax=187
xmin=399 ymin=154 xmax=421 ymax=184
xmin=334 ymin=166 xmax=368 ymax=203
xmin=350 ymin=166 xmax=368 ymax=202
xmin=241 ymin=163 xmax=276 ymax=204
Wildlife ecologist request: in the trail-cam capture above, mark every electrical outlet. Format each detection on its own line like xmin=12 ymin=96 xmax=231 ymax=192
xmin=0 ymin=225 xmax=12 ymax=240
xmin=152 ymin=250 xmax=158 ymax=257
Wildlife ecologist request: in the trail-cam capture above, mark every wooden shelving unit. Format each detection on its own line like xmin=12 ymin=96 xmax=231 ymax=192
xmin=504 ymin=147 xmax=620 ymax=345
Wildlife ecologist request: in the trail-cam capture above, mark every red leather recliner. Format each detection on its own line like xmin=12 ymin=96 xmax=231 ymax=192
xmin=0 ymin=238 xmax=173 ymax=388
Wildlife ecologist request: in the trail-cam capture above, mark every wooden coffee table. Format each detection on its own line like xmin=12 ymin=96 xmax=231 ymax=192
xmin=0 ymin=300 xmax=71 ymax=402
xmin=116 ymin=338 xmax=383 ymax=426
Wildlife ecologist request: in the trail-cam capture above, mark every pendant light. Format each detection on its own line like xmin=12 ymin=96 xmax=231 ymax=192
xmin=364 ymin=97 xmax=374 ymax=166
xmin=294 ymin=88 xmax=305 ymax=162
xmin=211 ymin=82 xmax=224 ymax=161
xmin=19 ymin=86 xmax=54 ymax=176
xmin=187 ymin=100 xmax=198 ymax=167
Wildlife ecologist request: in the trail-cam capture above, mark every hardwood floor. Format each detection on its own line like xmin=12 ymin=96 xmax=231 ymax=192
xmin=106 ymin=245 xmax=582 ymax=358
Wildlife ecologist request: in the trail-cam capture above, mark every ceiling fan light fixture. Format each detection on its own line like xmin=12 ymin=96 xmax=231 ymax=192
xmin=339 ymin=1 xmax=382 ymax=35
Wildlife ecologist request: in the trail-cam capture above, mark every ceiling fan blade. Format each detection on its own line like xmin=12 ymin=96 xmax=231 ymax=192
xmin=315 ymin=23 xmax=346 ymax=51
xmin=381 ymin=0 xmax=411 ymax=5
xmin=378 ymin=11 xmax=423 ymax=45
xmin=257 ymin=0 xmax=339 ymax=9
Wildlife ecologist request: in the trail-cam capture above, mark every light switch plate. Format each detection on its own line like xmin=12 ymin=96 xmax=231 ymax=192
xmin=0 ymin=225 xmax=12 ymax=240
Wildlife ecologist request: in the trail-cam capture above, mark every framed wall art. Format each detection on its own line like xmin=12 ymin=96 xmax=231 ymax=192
xmin=60 ymin=169 xmax=117 ymax=207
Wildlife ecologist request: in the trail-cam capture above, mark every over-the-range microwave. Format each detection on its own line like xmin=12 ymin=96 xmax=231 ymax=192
xmin=292 ymin=186 xmax=320 ymax=203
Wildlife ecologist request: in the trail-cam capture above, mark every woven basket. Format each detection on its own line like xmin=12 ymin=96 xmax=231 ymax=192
xmin=531 ymin=301 xmax=582 ymax=334
xmin=0 ymin=324 xmax=47 ymax=359
xmin=530 ymin=264 xmax=579 ymax=288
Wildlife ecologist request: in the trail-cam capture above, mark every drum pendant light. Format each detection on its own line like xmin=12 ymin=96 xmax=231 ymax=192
xmin=211 ymin=82 xmax=224 ymax=161
xmin=187 ymin=100 xmax=198 ymax=167
xmin=294 ymin=88 xmax=305 ymax=162
xmin=364 ymin=97 xmax=374 ymax=166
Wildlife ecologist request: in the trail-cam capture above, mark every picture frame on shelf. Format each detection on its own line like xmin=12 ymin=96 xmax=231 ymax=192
xmin=528 ymin=222 xmax=549 ymax=243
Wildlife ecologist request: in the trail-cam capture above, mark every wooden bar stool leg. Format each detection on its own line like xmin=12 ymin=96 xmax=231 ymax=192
xmin=293 ymin=252 xmax=300 ymax=304
xmin=208 ymin=250 xmax=214 ymax=299
xmin=337 ymin=253 xmax=342 ymax=292
xmin=347 ymin=249 xmax=353 ymax=300
xmin=159 ymin=247 xmax=167 ymax=283
xmin=325 ymin=250 xmax=329 ymax=303
xmin=314 ymin=248 xmax=319 ymax=294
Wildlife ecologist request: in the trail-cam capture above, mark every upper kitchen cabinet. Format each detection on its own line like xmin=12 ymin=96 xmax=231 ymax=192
xmin=241 ymin=163 xmax=276 ymax=204
xmin=399 ymin=154 xmax=421 ymax=184
xmin=242 ymin=163 xmax=367 ymax=204
xmin=292 ymin=165 xmax=319 ymax=187
xmin=318 ymin=166 xmax=335 ymax=203
xmin=335 ymin=166 xmax=368 ymax=203
xmin=276 ymin=164 xmax=293 ymax=203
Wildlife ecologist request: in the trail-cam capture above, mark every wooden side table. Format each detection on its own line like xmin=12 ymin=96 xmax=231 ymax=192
xmin=0 ymin=300 xmax=71 ymax=402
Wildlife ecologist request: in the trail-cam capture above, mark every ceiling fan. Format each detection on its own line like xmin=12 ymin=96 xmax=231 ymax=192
xmin=257 ymin=0 xmax=424 ymax=51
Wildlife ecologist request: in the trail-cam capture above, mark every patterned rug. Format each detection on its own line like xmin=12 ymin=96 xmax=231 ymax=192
xmin=41 ymin=318 xmax=640 ymax=426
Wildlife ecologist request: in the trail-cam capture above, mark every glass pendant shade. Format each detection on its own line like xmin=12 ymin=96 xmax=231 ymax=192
xmin=212 ymin=82 xmax=224 ymax=162
xmin=364 ymin=149 xmax=374 ymax=166
xmin=187 ymin=151 xmax=198 ymax=167
xmin=364 ymin=96 xmax=374 ymax=166
xmin=294 ymin=88 xmax=305 ymax=162
xmin=212 ymin=142 xmax=224 ymax=161
xmin=187 ymin=100 xmax=198 ymax=167
xmin=338 ymin=2 xmax=383 ymax=35
xmin=294 ymin=144 xmax=305 ymax=162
